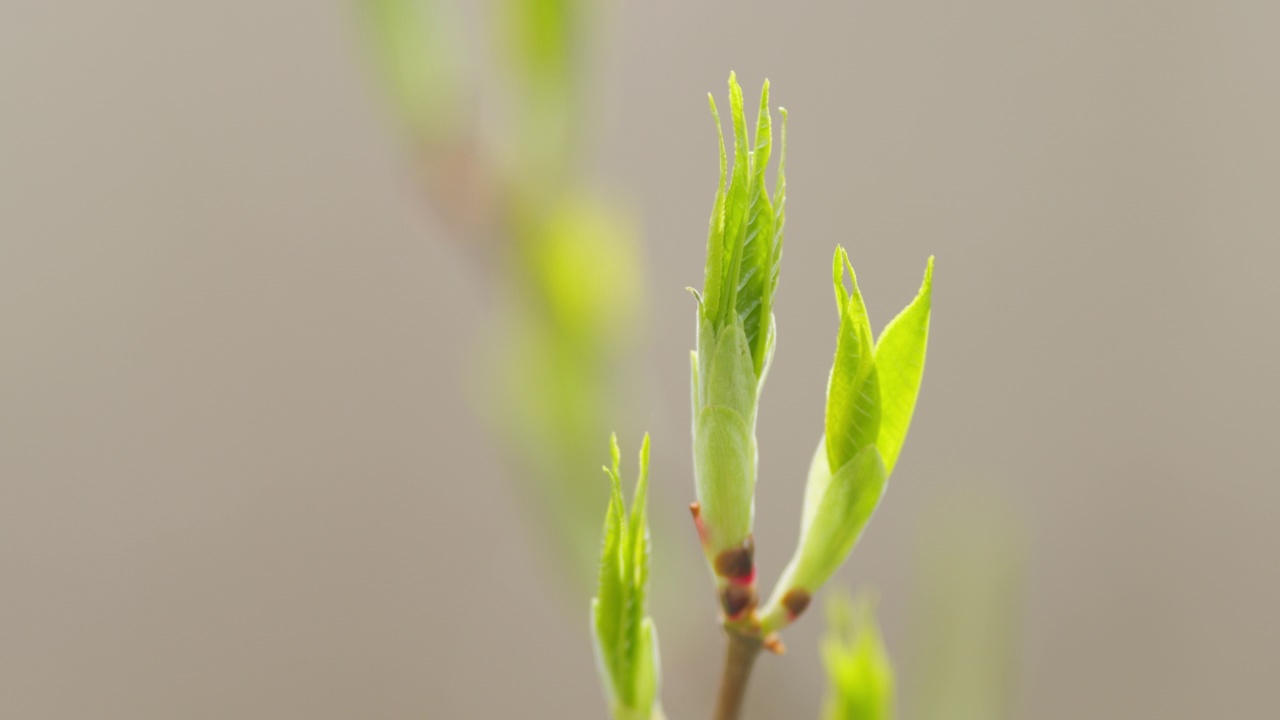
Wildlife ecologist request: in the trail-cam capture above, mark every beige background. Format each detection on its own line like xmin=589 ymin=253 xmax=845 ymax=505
xmin=3 ymin=1 xmax=1279 ymax=718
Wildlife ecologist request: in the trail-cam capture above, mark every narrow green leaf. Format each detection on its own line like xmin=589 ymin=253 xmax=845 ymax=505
xmin=873 ymin=257 xmax=934 ymax=476
xmin=717 ymin=72 xmax=751 ymax=324
xmin=737 ymin=80 xmax=774 ymax=375
xmin=825 ymin=247 xmax=880 ymax=472
xmin=767 ymin=107 xmax=788 ymax=306
xmin=629 ymin=434 xmax=651 ymax=618
xmin=702 ymin=94 xmax=728 ymax=321
xmin=594 ymin=449 xmax=625 ymax=686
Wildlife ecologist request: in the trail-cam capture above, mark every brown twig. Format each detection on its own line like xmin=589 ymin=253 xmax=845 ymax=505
xmin=713 ymin=630 xmax=763 ymax=720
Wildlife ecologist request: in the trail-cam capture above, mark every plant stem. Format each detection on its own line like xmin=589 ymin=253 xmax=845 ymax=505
xmin=713 ymin=630 xmax=762 ymax=720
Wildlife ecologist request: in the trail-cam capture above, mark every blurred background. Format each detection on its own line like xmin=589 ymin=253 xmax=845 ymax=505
xmin=3 ymin=1 xmax=1279 ymax=718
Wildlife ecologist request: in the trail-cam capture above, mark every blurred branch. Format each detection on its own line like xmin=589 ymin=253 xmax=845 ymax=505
xmin=358 ymin=0 xmax=646 ymax=591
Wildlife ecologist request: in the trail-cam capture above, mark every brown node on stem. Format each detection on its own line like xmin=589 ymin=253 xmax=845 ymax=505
xmin=720 ymin=584 xmax=757 ymax=619
xmin=782 ymin=588 xmax=811 ymax=621
xmin=714 ymin=537 xmax=755 ymax=582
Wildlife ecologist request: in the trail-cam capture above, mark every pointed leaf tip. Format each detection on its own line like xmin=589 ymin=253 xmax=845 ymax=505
xmin=832 ymin=247 xmax=846 ymax=309
xmin=871 ymin=257 xmax=934 ymax=476
xmin=610 ymin=432 xmax=622 ymax=477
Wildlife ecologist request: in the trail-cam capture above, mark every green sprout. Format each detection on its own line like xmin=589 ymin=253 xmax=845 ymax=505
xmin=759 ymin=250 xmax=933 ymax=634
xmin=689 ymin=72 xmax=786 ymax=625
xmin=820 ymin=592 xmax=896 ymax=720
xmin=591 ymin=73 xmax=933 ymax=720
xmin=591 ymin=434 xmax=663 ymax=720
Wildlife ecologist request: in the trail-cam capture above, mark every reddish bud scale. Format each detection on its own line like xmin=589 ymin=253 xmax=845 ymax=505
xmin=720 ymin=584 xmax=757 ymax=620
xmin=713 ymin=538 xmax=755 ymax=582
xmin=689 ymin=502 xmax=709 ymax=544
xmin=781 ymin=588 xmax=811 ymax=622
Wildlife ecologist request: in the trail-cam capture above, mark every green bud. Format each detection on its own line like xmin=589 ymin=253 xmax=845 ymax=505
xmin=690 ymin=73 xmax=787 ymax=615
xmin=825 ymin=247 xmax=934 ymax=477
xmin=591 ymin=434 xmax=662 ymax=720
xmin=820 ymin=591 xmax=896 ymax=720
xmin=761 ymin=252 xmax=933 ymax=632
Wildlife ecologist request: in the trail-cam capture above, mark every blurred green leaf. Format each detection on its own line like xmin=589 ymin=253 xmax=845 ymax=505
xmin=361 ymin=0 xmax=461 ymax=140
xmin=499 ymin=0 xmax=579 ymax=86
xmin=821 ymin=592 xmax=895 ymax=720
xmin=529 ymin=200 xmax=642 ymax=348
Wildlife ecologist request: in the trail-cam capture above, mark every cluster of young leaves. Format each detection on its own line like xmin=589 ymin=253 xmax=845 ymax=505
xmin=820 ymin=592 xmax=896 ymax=720
xmin=761 ymin=250 xmax=933 ymax=633
xmin=690 ymin=73 xmax=787 ymax=563
xmin=591 ymin=434 xmax=662 ymax=720
xmin=697 ymin=72 xmax=787 ymax=374
xmin=826 ymin=248 xmax=934 ymax=478
xmin=592 ymin=74 xmax=934 ymax=720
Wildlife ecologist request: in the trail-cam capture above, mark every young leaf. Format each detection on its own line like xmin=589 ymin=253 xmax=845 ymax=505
xmin=873 ymin=257 xmax=934 ymax=476
xmin=766 ymin=107 xmax=788 ymax=328
xmin=736 ymin=81 xmax=775 ymax=375
xmin=825 ymin=247 xmax=881 ymax=473
xmin=702 ymin=94 xmax=729 ymax=320
xmin=717 ymin=73 xmax=751 ymax=325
